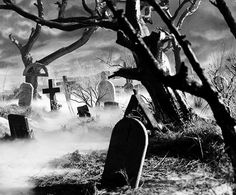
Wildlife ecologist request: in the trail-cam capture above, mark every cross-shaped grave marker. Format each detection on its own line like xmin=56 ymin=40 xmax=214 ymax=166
xmin=61 ymin=76 xmax=76 ymax=100
xmin=56 ymin=76 xmax=76 ymax=114
xmin=42 ymin=79 xmax=60 ymax=111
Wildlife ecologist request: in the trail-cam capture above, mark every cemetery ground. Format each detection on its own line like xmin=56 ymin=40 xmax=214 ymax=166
xmin=30 ymin=120 xmax=234 ymax=195
xmin=0 ymin=94 xmax=234 ymax=194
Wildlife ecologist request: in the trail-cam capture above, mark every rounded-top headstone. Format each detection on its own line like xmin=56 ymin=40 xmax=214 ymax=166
xmin=18 ymin=82 xmax=33 ymax=107
xmin=101 ymin=117 xmax=148 ymax=189
xmin=97 ymin=72 xmax=115 ymax=103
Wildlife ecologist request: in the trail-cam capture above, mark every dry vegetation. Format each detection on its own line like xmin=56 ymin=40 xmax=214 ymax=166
xmin=29 ymin=119 xmax=234 ymax=195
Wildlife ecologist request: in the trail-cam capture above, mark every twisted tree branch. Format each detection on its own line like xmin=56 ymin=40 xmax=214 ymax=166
xmin=25 ymin=0 xmax=43 ymax=53
xmin=210 ymin=0 xmax=236 ymax=39
xmin=38 ymin=27 xmax=96 ymax=65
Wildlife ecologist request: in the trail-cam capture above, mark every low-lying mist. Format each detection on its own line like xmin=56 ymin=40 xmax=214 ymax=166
xmin=0 ymin=93 xmax=127 ymax=193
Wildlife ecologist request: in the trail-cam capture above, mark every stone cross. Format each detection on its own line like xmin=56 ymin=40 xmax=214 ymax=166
xmin=62 ymin=75 xmax=76 ymax=98
xmin=42 ymin=79 xmax=60 ymax=111
xmin=97 ymin=71 xmax=115 ymax=105
xmin=8 ymin=114 xmax=31 ymax=139
xmin=56 ymin=76 xmax=76 ymax=100
xmin=56 ymin=76 xmax=76 ymax=114
xmin=101 ymin=117 xmax=148 ymax=189
xmin=18 ymin=82 xmax=33 ymax=107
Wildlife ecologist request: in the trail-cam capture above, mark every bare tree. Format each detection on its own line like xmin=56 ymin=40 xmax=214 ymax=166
xmin=1 ymin=0 xmax=96 ymax=99
xmin=70 ymin=80 xmax=101 ymax=108
xmin=0 ymin=0 xmax=196 ymax=125
xmin=2 ymin=0 xmax=236 ymax=180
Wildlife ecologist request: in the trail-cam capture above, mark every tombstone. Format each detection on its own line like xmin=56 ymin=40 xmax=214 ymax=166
xmin=57 ymin=76 xmax=76 ymax=114
xmin=101 ymin=117 xmax=148 ymax=189
xmin=77 ymin=105 xmax=91 ymax=117
xmin=18 ymin=82 xmax=33 ymax=107
xmin=8 ymin=114 xmax=31 ymax=139
xmin=97 ymin=71 xmax=115 ymax=105
xmin=125 ymin=90 xmax=161 ymax=133
xmin=42 ymin=79 xmax=61 ymax=111
xmin=104 ymin=101 xmax=119 ymax=109
xmin=56 ymin=76 xmax=76 ymax=100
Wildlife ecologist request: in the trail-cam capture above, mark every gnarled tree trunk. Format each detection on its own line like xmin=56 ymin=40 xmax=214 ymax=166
xmin=142 ymin=80 xmax=184 ymax=125
xmin=124 ymin=0 xmax=190 ymax=126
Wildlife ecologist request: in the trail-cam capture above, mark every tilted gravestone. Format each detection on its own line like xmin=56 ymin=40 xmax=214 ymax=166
xmin=56 ymin=75 xmax=76 ymax=101
xmin=57 ymin=76 xmax=76 ymax=114
xmin=125 ymin=90 xmax=161 ymax=133
xmin=42 ymin=79 xmax=61 ymax=111
xmin=101 ymin=117 xmax=148 ymax=189
xmin=18 ymin=82 xmax=33 ymax=107
xmin=8 ymin=114 xmax=31 ymax=139
xmin=97 ymin=72 xmax=115 ymax=105
xmin=77 ymin=105 xmax=91 ymax=117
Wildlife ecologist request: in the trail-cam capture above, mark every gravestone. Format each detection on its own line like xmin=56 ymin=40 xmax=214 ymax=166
xmin=77 ymin=105 xmax=91 ymax=117
xmin=125 ymin=90 xmax=161 ymax=133
xmin=97 ymin=72 xmax=115 ymax=105
xmin=101 ymin=117 xmax=148 ymax=189
xmin=8 ymin=114 xmax=31 ymax=139
xmin=57 ymin=76 xmax=76 ymax=114
xmin=18 ymin=82 xmax=33 ymax=107
xmin=56 ymin=76 xmax=76 ymax=100
xmin=104 ymin=101 xmax=119 ymax=109
xmin=42 ymin=79 xmax=61 ymax=111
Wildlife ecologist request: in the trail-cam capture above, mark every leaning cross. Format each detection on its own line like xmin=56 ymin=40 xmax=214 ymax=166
xmin=62 ymin=76 xmax=76 ymax=100
xmin=42 ymin=79 xmax=60 ymax=111
xmin=56 ymin=76 xmax=76 ymax=99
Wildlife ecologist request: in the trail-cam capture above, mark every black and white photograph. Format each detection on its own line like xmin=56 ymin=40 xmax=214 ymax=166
xmin=0 ymin=0 xmax=236 ymax=194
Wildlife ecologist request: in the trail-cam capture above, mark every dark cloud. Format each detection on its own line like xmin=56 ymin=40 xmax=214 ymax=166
xmin=0 ymin=0 xmax=236 ymax=87
xmin=0 ymin=61 xmax=17 ymax=69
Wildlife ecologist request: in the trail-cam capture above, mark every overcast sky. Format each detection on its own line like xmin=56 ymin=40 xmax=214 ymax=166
xmin=0 ymin=0 xmax=235 ymax=91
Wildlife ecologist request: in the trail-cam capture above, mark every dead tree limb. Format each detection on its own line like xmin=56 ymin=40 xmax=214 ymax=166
xmin=38 ymin=27 xmax=96 ymax=65
xmin=149 ymin=0 xmax=236 ymax=181
xmin=210 ymin=0 xmax=236 ymax=39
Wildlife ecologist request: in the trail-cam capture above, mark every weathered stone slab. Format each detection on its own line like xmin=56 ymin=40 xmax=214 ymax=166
xmin=18 ymin=82 xmax=33 ymax=107
xmin=77 ymin=105 xmax=91 ymax=117
xmin=101 ymin=117 xmax=148 ymax=189
xmin=97 ymin=72 xmax=115 ymax=104
xmin=125 ymin=91 xmax=161 ymax=132
xmin=8 ymin=114 xmax=31 ymax=139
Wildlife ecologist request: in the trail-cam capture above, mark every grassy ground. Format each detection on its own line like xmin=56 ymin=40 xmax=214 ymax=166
xmin=29 ymin=119 xmax=235 ymax=195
